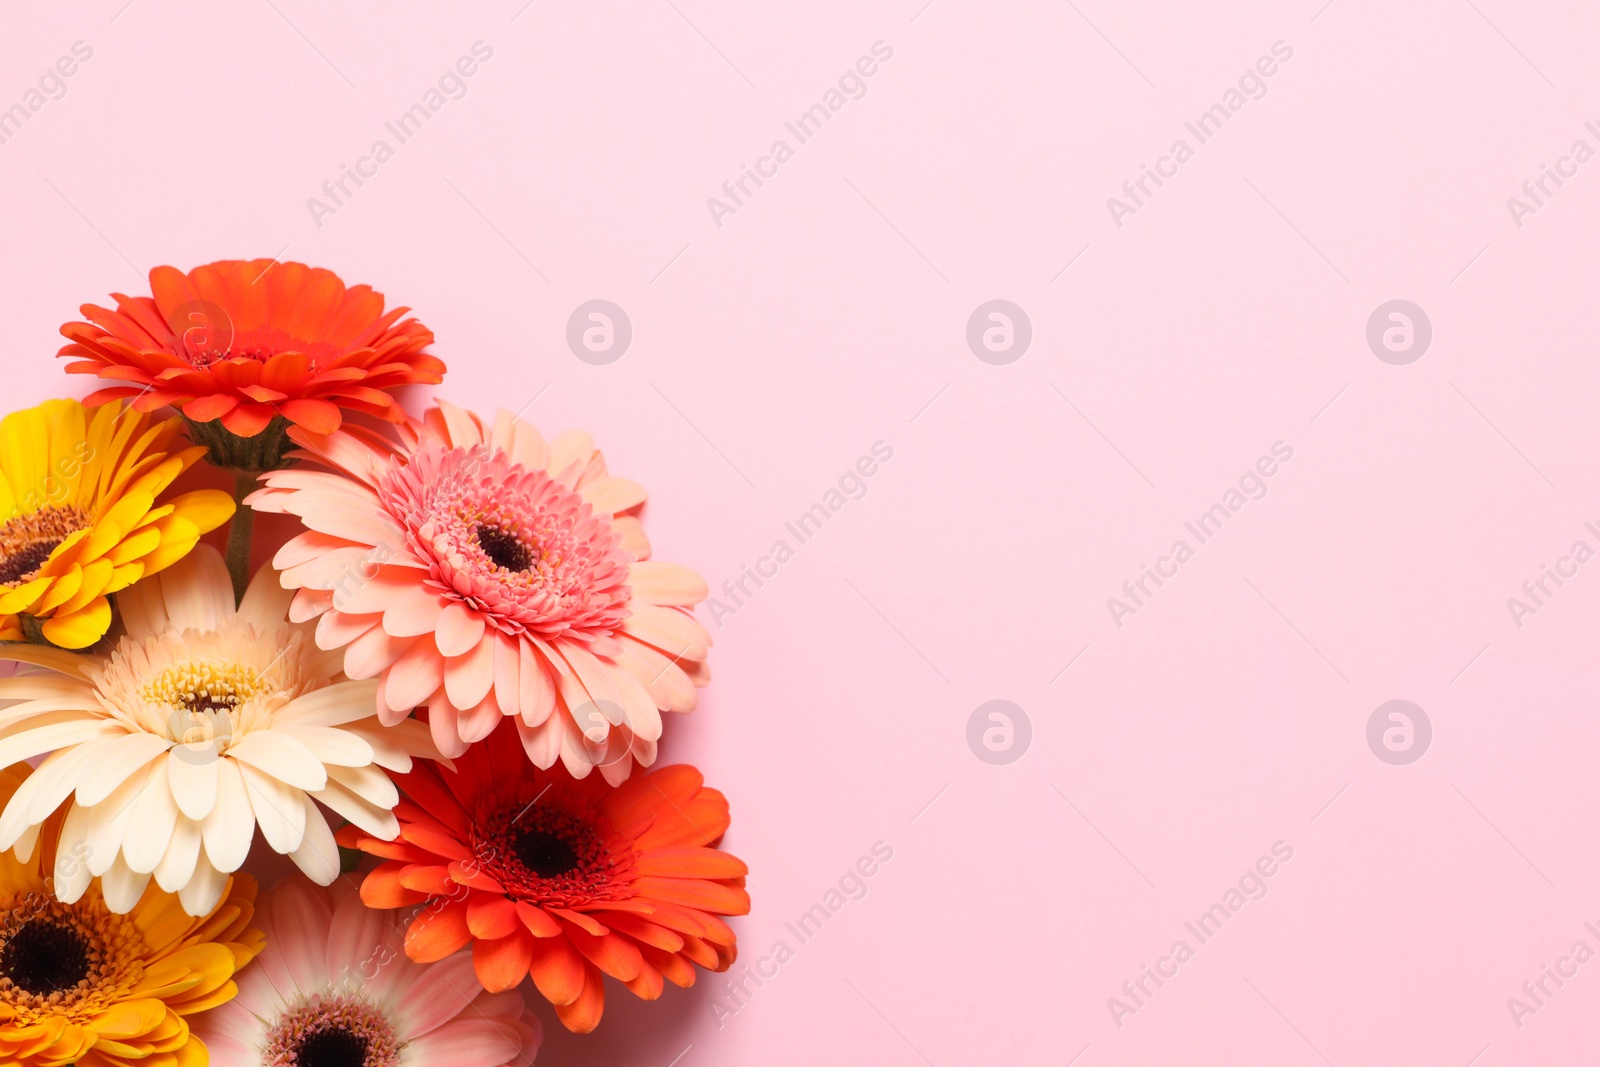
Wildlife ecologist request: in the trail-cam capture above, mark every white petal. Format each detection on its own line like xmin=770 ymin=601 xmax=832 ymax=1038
xmin=0 ymin=718 xmax=121 ymax=772
xmin=238 ymin=558 xmax=296 ymax=629
xmin=86 ymin=764 xmax=156 ymax=876
xmin=178 ymin=852 xmax=227 ymax=917
xmin=52 ymin=804 xmax=93 ymax=902
xmin=201 ymin=760 xmax=254 ymax=872
xmin=122 ymin=759 xmax=179 ymax=874
xmin=238 ymin=762 xmax=306 ymax=854
xmin=311 ymin=778 xmax=398 ymax=840
xmin=75 ymin=732 xmax=172 ymax=807
xmin=167 ymin=749 xmax=220 ymax=821
xmin=153 ymin=816 xmax=202 ymax=893
xmin=325 ymin=764 xmax=398 ymax=809
xmin=279 ymin=726 xmax=375 ymax=768
xmin=274 ymin=679 xmax=382 ymax=728
xmin=158 ymin=545 xmax=235 ymax=631
xmin=227 ymin=732 xmax=328 ymax=792
xmin=288 ymin=796 xmax=340 ymax=886
xmin=100 ymin=855 xmax=152 ymax=914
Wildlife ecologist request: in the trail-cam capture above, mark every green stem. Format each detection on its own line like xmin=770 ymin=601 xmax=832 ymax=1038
xmin=225 ymin=470 xmax=257 ymax=604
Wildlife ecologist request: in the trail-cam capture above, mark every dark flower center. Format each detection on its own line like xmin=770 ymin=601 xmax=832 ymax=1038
xmin=0 ymin=505 xmax=90 ymax=587
xmin=0 ymin=540 xmax=60 ymax=586
xmin=295 ymin=1028 xmax=370 ymax=1067
xmin=476 ymin=524 xmax=534 ymax=572
xmin=0 ymin=920 xmax=89 ymax=995
xmin=183 ymin=693 xmax=239 ymax=714
xmin=513 ymin=829 xmax=581 ymax=878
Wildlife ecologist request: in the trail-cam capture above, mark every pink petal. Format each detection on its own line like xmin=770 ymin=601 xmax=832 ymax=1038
xmin=384 ymin=640 xmax=445 ymax=711
xmin=381 ymin=585 xmax=450 ymax=638
xmin=443 ymin=635 xmax=494 ymax=711
xmin=435 ymin=601 xmax=486 ymax=658
xmin=345 ymin=627 xmax=419 ymax=681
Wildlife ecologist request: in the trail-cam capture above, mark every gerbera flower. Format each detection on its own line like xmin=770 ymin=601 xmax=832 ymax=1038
xmin=337 ymin=723 xmax=748 ymax=1033
xmin=0 ymin=760 xmax=263 ymax=1067
xmin=0 ymin=397 xmax=233 ymax=649
xmin=189 ymin=876 xmax=540 ymax=1067
xmin=0 ymin=544 xmax=439 ymax=916
xmin=248 ymin=401 xmax=712 ymax=782
xmin=58 ymin=259 xmax=443 ymax=469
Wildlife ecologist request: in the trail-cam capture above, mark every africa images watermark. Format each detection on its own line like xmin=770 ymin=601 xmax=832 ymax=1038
xmin=707 ymin=841 xmax=895 ymax=1028
xmin=0 ymin=41 xmax=94 ymax=147
xmin=706 ymin=40 xmax=895 ymax=229
xmin=1505 ymin=119 xmax=1600 ymax=229
xmin=1504 ymin=521 xmax=1600 ymax=629
xmin=1106 ymin=40 xmax=1295 ymax=229
xmin=1107 ymin=840 xmax=1296 ymax=1029
xmin=706 ymin=441 xmax=894 ymax=628
xmin=1106 ymin=441 xmax=1295 ymax=628
xmin=1504 ymin=919 xmax=1600 ymax=1030
xmin=307 ymin=41 xmax=495 ymax=228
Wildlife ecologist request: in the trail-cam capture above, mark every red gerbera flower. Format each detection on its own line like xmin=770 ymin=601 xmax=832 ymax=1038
xmin=336 ymin=722 xmax=749 ymax=1032
xmin=59 ymin=259 xmax=442 ymax=466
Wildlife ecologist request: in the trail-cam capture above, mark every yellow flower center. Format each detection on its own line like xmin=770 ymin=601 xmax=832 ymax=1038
xmin=142 ymin=661 xmax=266 ymax=747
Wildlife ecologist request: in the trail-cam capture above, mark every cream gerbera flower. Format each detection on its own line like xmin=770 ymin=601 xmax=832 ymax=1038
xmin=0 ymin=545 xmax=439 ymax=916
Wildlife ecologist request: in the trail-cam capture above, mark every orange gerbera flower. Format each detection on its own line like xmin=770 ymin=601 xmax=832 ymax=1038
xmin=337 ymin=722 xmax=749 ymax=1033
xmin=58 ymin=259 xmax=442 ymax=467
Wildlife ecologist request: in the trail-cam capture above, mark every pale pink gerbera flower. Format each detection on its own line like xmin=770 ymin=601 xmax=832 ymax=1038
xmin=248 ymin=402 xmax=710 ymax=783
xmin=0 ymin=546 xmax=439 ymax=916
xmin=190 ymin=876 xmax=541 ymax=1067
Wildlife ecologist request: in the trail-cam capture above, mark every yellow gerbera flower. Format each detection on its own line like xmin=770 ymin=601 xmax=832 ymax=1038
xmin=0 ymin=398 xmax=234 ymax=649
xmin=0 ymin=762 xmax=263 ymax=1067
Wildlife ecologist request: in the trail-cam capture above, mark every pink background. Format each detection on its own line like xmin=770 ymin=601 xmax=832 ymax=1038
xmin=6 ymin=1 xmax=1600 ymax=1063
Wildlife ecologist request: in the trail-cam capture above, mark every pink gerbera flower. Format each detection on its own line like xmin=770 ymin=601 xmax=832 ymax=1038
xmin=188 ymin=876 xmax=541 ymax=1067
xmin=248 ymin=402 xmax=711 ymax=783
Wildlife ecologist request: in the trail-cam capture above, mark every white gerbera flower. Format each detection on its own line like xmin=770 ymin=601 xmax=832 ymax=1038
xmin=0 ymin=545 xmax=438 ymax=915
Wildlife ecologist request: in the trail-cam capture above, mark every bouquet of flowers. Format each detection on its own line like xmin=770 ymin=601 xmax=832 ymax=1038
xmin=0 ymin=259 xmax=748 ymax=1065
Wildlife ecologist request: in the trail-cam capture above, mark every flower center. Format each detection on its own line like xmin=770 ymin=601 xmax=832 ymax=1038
xmin=296 ymin=1028 xmax=369 ymax=1067
xmin=0 ymin=920 xmax=89 ymax=995
xmin=512 ymin=828 xmax=580 ymax=878
xmin=376 ymin=442 xmax=635 ymax=641
xmin=264 ymin=994 xmax=400 ymax=1067
xmin=475 ymin=524 xmax=534 ymax=572
xmin=0 ymin=506 xmax=87 ymax=586
xmin=143 ymin=661 xmax=261 ymax=724
xmin=0 ymin=894 xmax=143 ymax=1024
xmin=469 ymin=789 xmax=635 ymax=909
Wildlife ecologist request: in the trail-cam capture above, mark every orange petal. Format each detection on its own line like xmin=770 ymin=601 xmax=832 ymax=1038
xmin=359 ymin=866 xmax=426 ymax=909
xmin=404 ymin=898 xmax=472 ymax=963
xmin=526 ymin=936 xmax=587 ymax=1006
xmin=467 ymin=895 xmax=521 ymax=940
xmin=553 ymin=963 xmax=606 ymax=1033
xmin=472 ymin=927 xmax=535 ymax=993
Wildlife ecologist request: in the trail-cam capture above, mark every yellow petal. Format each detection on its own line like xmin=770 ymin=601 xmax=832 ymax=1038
xmin=95 ymin=488 xmax=155 ymax=537
xmin=34 ymin=564 xmax=82 ymax=614
xmin=166 ymin=490 xmax=236 ymax=536
xmin=40 ymin=596 xmax=111 ymax=649
xmin=105 ymin=561 xmax=146 ymax=594
xmin=106 ymin=526 xmax=163 ymax=566
xmin=0 ymin=406 xmax=47 ymax=511
xmin=91 ymin=998 xmax=170 ymax=1040
xmin=0 ymin=577 xmax=51 ymax=615
xmin=58 ymin=558 xmax=114 ymax=616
